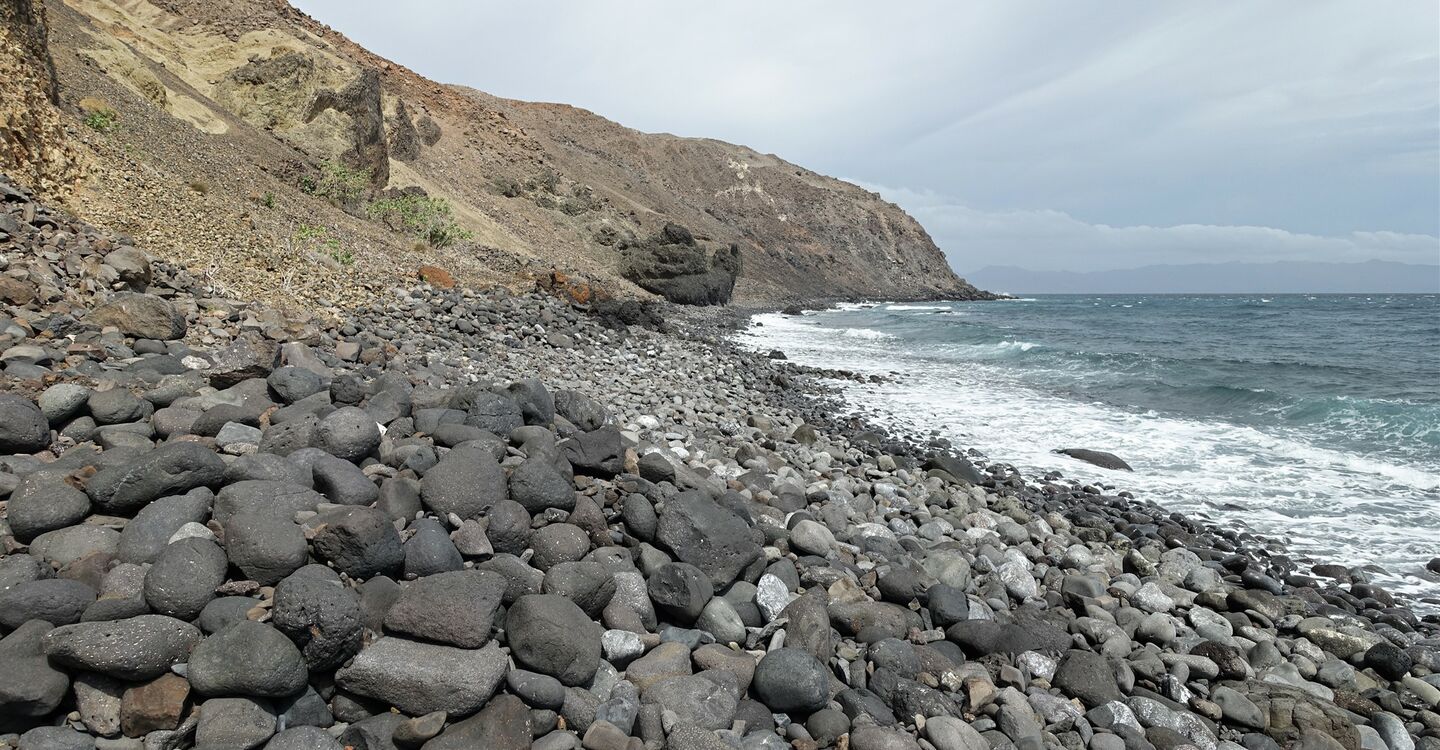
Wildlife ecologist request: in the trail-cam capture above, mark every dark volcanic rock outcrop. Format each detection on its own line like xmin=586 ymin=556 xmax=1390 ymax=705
xmin=621 ymin=223 xmax=741 ymax=306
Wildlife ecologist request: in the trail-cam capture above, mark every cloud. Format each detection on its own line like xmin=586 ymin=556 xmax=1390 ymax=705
xmin=853 ymin=181 xmax=1440 ymax=273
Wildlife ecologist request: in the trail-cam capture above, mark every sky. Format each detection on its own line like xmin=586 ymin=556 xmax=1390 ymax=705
xmin=292 ymin=1 xmax=1440 ymax=273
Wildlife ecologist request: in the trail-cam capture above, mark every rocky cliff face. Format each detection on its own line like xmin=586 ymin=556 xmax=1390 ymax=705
xmin=0 ymin=0 xmax=991 ymax=309
xmin=0 ymin=0 xmax=81 ymax=196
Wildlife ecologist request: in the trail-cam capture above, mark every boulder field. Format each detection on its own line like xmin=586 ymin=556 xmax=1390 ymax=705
xmin=0 ymin=175 xmax=1436 ymax=750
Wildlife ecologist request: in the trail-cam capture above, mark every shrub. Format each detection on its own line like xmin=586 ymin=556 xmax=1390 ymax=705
xmin=368 ymin=195 xmax=473 ymax=248
xmin=290 ymin=224 xmax=353 ymax=267
xmin=491 ymin=177 xmax=523 ymax=198
xmin=83 ymin=108 xmax=119 ymax=133
xmin=299 ymin=160 xmax=370 ymax=205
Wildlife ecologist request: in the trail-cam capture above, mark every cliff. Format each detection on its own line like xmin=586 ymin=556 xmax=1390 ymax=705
xmin=0 ymin=0 xmax=992 ymax=308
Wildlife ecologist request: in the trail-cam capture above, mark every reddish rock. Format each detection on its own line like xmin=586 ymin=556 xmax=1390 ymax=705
xmin=120 ymin=673 xmax=190 ymax=737
xmin=535 ymin=270 xmax=609 ymax=306
xmin=418 ymin=265 xmax=456 ymax=289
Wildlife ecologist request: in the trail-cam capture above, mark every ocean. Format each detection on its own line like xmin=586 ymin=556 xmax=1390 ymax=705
xmin=741 ymin=294 xmax=1440 ymax=606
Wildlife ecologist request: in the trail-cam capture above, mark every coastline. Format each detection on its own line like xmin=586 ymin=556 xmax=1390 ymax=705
xmin=1 ymin=175 xmax=1436 ymax=747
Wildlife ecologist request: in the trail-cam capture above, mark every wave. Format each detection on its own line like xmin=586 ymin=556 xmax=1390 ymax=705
xmin=885 ymin=304 xmax=950 ymax=311
xmin=840 ymin=327 xmax=891 ymax=340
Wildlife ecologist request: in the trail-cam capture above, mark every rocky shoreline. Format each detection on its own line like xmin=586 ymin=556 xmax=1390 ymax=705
xmin=1 ymin=174 xmax=1437 ymax=750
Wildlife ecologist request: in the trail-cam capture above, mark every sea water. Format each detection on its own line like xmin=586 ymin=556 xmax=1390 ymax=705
xmin=742 ymin=294 xmax=1440 ymax=606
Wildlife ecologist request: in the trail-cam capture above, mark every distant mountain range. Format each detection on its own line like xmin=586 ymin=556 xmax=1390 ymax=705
xmin=965 ymin=260 xmax=1440 ymax=294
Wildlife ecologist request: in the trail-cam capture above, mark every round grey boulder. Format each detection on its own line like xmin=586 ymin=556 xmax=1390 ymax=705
xmin=313 ymin=407 xmax=380 ymax=462
xmin=271 ymin=565 xmax=363 ymax=671
xmin=309 ymin=506 xmax=404 ymax=579
xmin=505 ymin=594 xmax=602 ymax=686
xmin=17 ymin=726 xmax=93 ymax=750
xmin=6 ymin=476 xmax=92 ymax=541
xmin=194 ymin=696 xmax=277 ymax=749
xmin=188 ymin=620 xmax=309 ymax=698
xmin=419 ymin=445 xmax=507 ymax=519
xmin=225 ymin=510 xmax=308 ymax=585
xmin=508 ymin=456 xmax=575 ymax=514
xmin=143 ymin=537 xmax=227 ymax=620
xmin=268 ymin=367 xmax=327 ymax=405
xmin=38 ymin=383 xmax=91 ymax=423
xmin=88 ymin=388 xmax=153 ymax=426
xmin=752 ymin=648 xmax=830 ymax=715
xmin=0 ymin=578 xmax=95 ymax=628
xmin=265 ymin=725 xmax=344 ymax=750
xmin=648 ymin=562 xmax=713 ymax=625
xmin=0 ymin=393 xmax=49 ymax=453
xmin=402 ymin=517 xmax=464 ymax=578
xmin=529 ymin=523 xmax=590 ymax=572
xmin=42 ymin=615 xmax=201 ymax=680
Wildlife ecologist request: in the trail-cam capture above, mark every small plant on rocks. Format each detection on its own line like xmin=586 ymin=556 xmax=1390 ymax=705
xmin=83 ymin=108 xmax=119 ymax=133
xmin=368 ymin=194 xmax=473 ymax=248
xmin=298 ymin=160 xmax=370 ymax=206
xmin=289 ymin=224 xmax=352 ymax=267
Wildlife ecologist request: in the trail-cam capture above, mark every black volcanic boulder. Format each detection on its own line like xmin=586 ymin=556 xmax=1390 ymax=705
xmin=621 ymin=223 xmax=741 ymax=306
xmin=0 ymin=393 xmax=49 ymax=454
xmin=505 ymin=594 xmax=602 ymax=686
xmin=655 ymin=490 xmax=761 ymax=588
xmin=923 ymin=453 xmax=984 ymax=485
xmin=1055 ymin=448 xmax=1133 ymax=471
xmin=86 ymin=442 xmax=225 ymax=515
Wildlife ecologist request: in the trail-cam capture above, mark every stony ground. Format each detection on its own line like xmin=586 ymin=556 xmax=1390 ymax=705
xmin=1 ymin=174 xmax=1437 ymax=750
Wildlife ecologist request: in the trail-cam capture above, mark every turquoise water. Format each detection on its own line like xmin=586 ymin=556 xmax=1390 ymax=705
xmin=744 ymin=295 xmax=1440 ymax=604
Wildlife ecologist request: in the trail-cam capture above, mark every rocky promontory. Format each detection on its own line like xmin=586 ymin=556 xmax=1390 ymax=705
xmin=1 ymin=175 xmax=1437 ymax=750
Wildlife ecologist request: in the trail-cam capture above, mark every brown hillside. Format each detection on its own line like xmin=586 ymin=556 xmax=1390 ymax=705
xmin=1 ymin=0 xmax=992 ymax=310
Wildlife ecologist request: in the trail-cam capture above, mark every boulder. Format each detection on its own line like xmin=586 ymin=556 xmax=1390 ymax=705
xmin=224 ymin=511 xmax=308 ymax=585
xmin=194 ymin=696 xmax=276 ymax=749
xmin=0 ymin=620 xmax=71 ymax=723
xmin=0 ymin=578 xmax=95 ymax=627
xmin=505 ymin=594 xmax=603 ymax=686
xmin=309 ymin=506 xmax=404 ymax=579
xmin=383 ymin=569 xmax=507 ymax=648
xmin=1055 ymin=448 xmax=1133 ymax=471
xmin=335 ymin=638 xmax=508 ymax=717
xmin=0 ymin=393 xmax=49 ymax=453
xmin=87 ymin=292 xmax=187 ymax=340
xmin=620 ymin=223 xmax=742 ymax=306
xmin=187 ymin=620 xmax=309 ymax=698
xmin=419 ymin=445 xmax=507 ymax=518
xmin=87 ymin=442 xmax=225 ymax=515
xmin=752 ymin=648 xmax=829 ymax=715
xmin=42 ymin=615 xmax=201 ymax=680
xmin=655 ymin=490 xmax=761 ymax=588
xmin=143 ymin=537 xmax=226 ymax=620
xmin=270 ymin=566 xmax=364 ymax=671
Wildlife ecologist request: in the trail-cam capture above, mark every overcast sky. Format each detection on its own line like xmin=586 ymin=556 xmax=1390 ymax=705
xmin=293 ymin=1 xmax=1439 ymax=273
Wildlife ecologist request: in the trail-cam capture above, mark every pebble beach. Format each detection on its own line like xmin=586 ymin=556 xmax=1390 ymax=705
xmin=1 ymin=175 xmax=1436 ymax=750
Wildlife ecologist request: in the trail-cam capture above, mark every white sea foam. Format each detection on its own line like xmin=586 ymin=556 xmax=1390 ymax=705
xmin=741 ymin=311 xmax=1440 ymax=606
xmin=886 ymin=304 xmax=951 ymax=311
xmin=840 ymin=327 xmax=891 ymax=340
